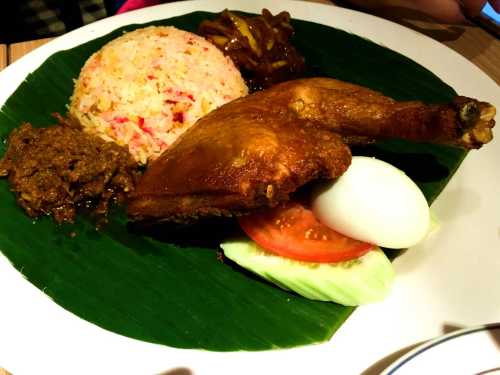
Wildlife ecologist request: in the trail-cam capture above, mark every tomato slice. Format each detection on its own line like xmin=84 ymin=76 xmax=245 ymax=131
xmin=238 ymin=202 xmax=373 ymax=263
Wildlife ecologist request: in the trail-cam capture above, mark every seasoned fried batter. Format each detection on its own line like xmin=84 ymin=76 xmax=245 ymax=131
xmin=128 ymin=78 xmax=496 ymax=223
xmin=284 ymin=79 xmax=495 ymax=149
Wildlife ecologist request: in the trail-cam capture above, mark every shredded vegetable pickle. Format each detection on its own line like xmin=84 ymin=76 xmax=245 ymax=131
xmin=199 ymin=9 xmax=306 ymax=91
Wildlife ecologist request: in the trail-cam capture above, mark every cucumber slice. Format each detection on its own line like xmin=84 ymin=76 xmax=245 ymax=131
xmin=221 ymin=240 xmax=394 ymax=306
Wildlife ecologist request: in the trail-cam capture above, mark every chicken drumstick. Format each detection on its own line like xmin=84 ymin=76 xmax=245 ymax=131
xmin=128 ymin=78 xmax=495 ymax=222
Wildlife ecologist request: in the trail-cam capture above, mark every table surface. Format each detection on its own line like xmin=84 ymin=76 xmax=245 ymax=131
xmin=0 ymin=1 xmax=498 ymax=84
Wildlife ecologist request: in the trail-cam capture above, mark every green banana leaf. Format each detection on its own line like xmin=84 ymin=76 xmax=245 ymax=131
xmin=0 ymin=11 xmax=465 ymax=351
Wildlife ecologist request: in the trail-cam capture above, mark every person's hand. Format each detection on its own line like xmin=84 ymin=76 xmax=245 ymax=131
xmin=343 ymin=0 xmax=500 ymax=23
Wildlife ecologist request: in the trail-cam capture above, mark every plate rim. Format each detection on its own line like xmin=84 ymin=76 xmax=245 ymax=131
xmin=382 ymin=322 xmax=500 ymax=374
xmin=0 ymin=0 xmax=498 ymax=106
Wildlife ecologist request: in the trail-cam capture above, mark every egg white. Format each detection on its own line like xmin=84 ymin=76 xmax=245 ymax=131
xmin=312 ymin=156 xmax=430 ymax=249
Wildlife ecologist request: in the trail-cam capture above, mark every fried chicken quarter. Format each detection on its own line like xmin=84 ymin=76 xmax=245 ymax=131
xmin=127 ymin=78 xmax=496 ymax=222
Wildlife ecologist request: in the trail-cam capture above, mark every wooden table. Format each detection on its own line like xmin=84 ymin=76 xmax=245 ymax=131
xmin=1 ymin=2 xmax=499 ymax=84
xmin=0 ymin=44 xmax=6 ymax=71
xmin=0 ymin=2 xmax=499 ymax=84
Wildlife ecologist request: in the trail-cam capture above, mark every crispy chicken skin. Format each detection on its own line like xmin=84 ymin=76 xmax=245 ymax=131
xmin=128 ymin=78 xmax=495 ymax=222
xmin=286 ymin=79 xmax=495 ymax=148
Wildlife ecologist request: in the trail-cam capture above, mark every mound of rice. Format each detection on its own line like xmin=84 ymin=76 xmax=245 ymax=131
xmin=69 ymin=26 xmax=248 ymax=164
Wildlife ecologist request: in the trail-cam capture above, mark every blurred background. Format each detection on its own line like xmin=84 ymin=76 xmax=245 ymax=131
xmin=1 ymin=0 xmax=498 ymax=43
xmin=0 ymin=0 xmax=498 ymax=83
xmin=0 ymin=0 xmax=124 ymax=43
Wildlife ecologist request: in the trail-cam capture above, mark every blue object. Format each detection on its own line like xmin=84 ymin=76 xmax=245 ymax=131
xmin=482 ymin=3 xmax=500 ymax=24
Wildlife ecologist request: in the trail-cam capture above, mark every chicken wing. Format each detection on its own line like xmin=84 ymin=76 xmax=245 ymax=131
xmin=128 ymin=78 xmax=495 ymax=222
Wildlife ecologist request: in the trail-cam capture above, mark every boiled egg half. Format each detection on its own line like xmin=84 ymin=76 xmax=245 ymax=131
xmin=312 ymin=156 xmax=430 ymax=249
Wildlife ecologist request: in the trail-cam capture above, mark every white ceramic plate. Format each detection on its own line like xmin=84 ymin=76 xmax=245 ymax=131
xmin=0 ymin=1 xmax=498 ymax=374
xmin=382 ymin=324 xmax=500 ymax=374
